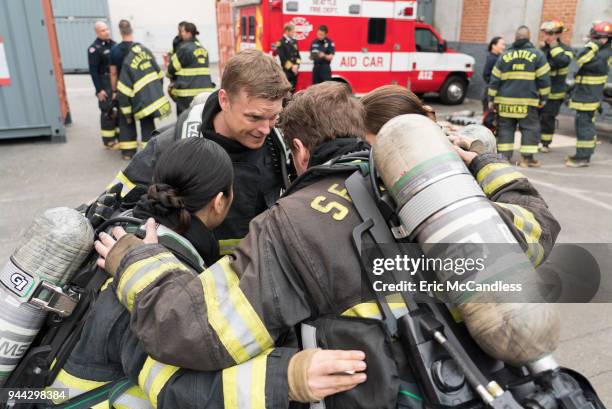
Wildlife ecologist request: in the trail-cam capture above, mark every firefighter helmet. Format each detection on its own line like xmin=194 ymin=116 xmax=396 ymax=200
xmin=540 ymin=20 xmax=565 ymax=34
xmin=590 ymin=21 xmax=612 ymax=39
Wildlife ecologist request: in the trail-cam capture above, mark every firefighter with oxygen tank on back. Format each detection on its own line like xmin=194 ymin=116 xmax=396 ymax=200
xmin=566 ymin=21 xmax=612 ymax=167
xmin=90 ymin=83 xmax=592 ymax=409
xmin=538 ymin=20 xmax=573 ymax=153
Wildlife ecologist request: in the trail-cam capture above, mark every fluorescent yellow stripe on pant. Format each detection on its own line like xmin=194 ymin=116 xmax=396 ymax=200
xmin=222 ymin=349 xmax=272 ymax=409
xmin=520 ymin=145 xmax=538 ymax=154
xmin=496 ymin=143 xmax=514 ymax=152
xmin=102 ymin=129 xmax=116 ymax=137
xmin=48 ymin=369 xmax=109 ymax=405
xmin=114 ymin=385 xmax=153 ymax=409
xmin=117 ymin=141 xmax=138 ymax=150
xmin=539 ymin=87 xmax=551 ymax=96
xmin=138 ymin=356 xmax=180 ymax=409
xmin=116 ymin=252 xmax=186 ymax=311
xmin=200 ymin=257 xmax=274 ymax=363
xmin=496 ymin=203 xmax=544 ymax=266
xmin=477 ymin=163 xmax=525 ymax=196
xmin=541 ymin=134 xmax=553 ymax=142
xmin=569 ymin=101 xmax=600 ymax=111
xmin=549 ymin=92 xmax=565 ymax=99
xmin=576 ymin=140 xmax=596 ymax=148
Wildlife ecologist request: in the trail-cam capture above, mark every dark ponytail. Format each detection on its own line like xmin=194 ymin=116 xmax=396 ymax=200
xmin=147 ymin=138 xmax=233 ymax=232
xmin=183 ymin=22 xmax=200 ymax=38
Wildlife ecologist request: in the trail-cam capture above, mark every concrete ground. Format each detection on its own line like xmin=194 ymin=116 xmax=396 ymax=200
xmin=0 ymin=73 xmax=611 ymax=403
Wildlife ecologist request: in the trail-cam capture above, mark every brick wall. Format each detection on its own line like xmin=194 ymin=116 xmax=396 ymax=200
xmin=539 ymin=0 xmax=579 ymax=44
xmin=459 ymin=0 xmax=490 ymax=42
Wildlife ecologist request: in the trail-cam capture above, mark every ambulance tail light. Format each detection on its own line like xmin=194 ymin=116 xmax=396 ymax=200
xmin=271 ymin=0 xmax=282 ymax=10
xmin=403 ymin=6 xmax=415 ymax=17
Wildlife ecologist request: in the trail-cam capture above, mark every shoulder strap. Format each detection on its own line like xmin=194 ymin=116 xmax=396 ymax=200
xmin=45 ymin=377 xmax=132 ymax=409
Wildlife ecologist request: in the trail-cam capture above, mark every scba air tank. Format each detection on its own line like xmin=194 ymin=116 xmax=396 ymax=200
xmin=0 ymin=207 xmax=93 ymax=385
xmin=373 ymin=114 xmax=560 ymax=371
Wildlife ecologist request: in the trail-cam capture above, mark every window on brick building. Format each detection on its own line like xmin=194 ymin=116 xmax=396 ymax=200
xmin=415 ymin=28 xmax=439 ymax=52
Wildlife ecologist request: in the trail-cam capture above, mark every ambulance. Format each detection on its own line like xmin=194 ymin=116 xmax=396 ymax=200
xmin=216 ymin=0 xmax=475 ymax=104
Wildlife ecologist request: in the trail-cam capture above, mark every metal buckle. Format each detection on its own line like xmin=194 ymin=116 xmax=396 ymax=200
xmin=29 ymin=281 xmax=80 ymax=318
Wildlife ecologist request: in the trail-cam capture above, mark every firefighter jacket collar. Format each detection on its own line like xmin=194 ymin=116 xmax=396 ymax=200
xmin=307 ymin=138 xmax=369 ymax=168
xmin=512 ymin=39 xmax=533 ymax=49
xmin=133 ymin=198 xmax=220 ymax=266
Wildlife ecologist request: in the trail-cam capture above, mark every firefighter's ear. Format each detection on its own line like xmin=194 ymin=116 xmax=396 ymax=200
xmin=218 ymin=89 xmax=230 ymax=111
xmin=291 ymin=138 xmax=310 ymax=176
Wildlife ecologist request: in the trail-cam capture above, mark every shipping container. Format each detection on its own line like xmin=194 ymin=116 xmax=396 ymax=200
xmin=0 ymin=0 xmax=70 ymax=141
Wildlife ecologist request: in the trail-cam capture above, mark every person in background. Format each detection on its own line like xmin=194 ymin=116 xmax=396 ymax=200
xmin=310 ymin=25 xmax=335 ymax=84
xmin=167 ymin=22 xmax=215 ymax=115
xmin=482 ymin=36 xmax=506 ymax=111
xmin=171 ymin=21 xmax=187 ymax=57
xmin=88 ymin=21 xmax=117 ymax=148
xmin=110 ymin=20 xmax=135 ymax=157
xmin=276 ymin=22 xmax=301 ymax=91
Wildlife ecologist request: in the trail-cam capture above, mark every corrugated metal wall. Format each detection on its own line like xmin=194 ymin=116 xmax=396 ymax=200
xmin=52 ymin=0 xmax=110 ymax=72
xmin=0 ymin=0 xmax=65 ymax=140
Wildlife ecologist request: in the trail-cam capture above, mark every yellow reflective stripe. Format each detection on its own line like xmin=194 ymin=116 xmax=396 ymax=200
xmin=117 ymin=141 xmax=138 ymax=150
xmin=284 ymin=60 xmax=293 ymax=70
xmin=576 ymin=139 xmax=596 ymax=148
xmin=158 ymin=70 xmax=164 ymax=80
xmin=500 ymin=71 xmax=536 ymax=80
xmin=550 ymin=47 xmax=563 ymax=57
xmin=171 ymin=53 xmax=182 ymax=72
xmin=133 ymin=71 xmax=162 ymax=94
xmin=541 ymin=133 xmax=553 ymax=141
xmin=577 ymin=49 xmax=596 ymax=66
xmin=564 ymin=51 xmax=573 ymax=58
xmin=569 ymin=100 xmax=600 ymax=111
xmin=491 ymin=66 xmax=502 ymax=78
xmin=100 ymin=277 xmax=113 ymax=292
xmin=496 ymin=203 xmax=543 ymax=266
xmin=101 ymin=129 xmax=116 ymax=137
xmin=176 ymin=67 xmax=211 ymax=76
xmin=539 ymin=86 xmax=551 ymax=96
xmin=494 ymin=96 xmax=539 ymax=106
xmin=222 ymin=349 xmax=272 ymax=409
xmin=171 ymin=87 xmax=216 ymax=97
xmin=549 ymin=91 xmax=566 ymax=99
xmin=575 ymin=75 xmax=607 ymax=85
xmin=341 ymin=301 xmax=409 ymax=320
xmin=219 ymin=238 xmax=242 ymax=255
xmin=487 ymin=87 xmax=498 ymax=97
xmin=201 ymin=257 xmax=274 ymax=363
xmin=120 ymin=106 xmax=132 ymax=115
xmin=496 ymin=143 xmax=515 ymax=152
xmin=477 ymin=163 xmax=526 ymax=196
xmin=138 ymin=356 xmax=180 ymax=409
xmin=498 ymin=111 xmax=529 ymax=118
xmin=535 ymin=63 xmax=551 ymax=78
xmin=116 ymin=251 xmax=181 ymax=308
xmin=117 ymin=81 xmax=134 ymax=98
xmin=113 ymin=385 xmax=151 ymax=409
xmin=520 ymin=145 xmax=538 ymax=154
xmin=134 ymin=96 xmax=170 ymax=120
xmin=116 ymin=170 xmax=136 ymax=193
xmin=48 ymin=369 xmax=109 ymax=403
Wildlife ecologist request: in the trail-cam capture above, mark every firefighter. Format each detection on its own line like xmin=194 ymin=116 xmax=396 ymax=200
xmin=117 ymin=42 xmax=171 ymax=159
xmin=488 ymin=25 xmax=551 ymax=167
xmin=109 ymin=20 xmax=135 ymax=158
xmin=539 ymin=20 xmax=574 ymax=153
xmin=167 ymin=22 xmax=215 ymax=115
xmin=566 ymin=21 xmax=612 ymax=167
xmin=276 ymin=22 xmax=301 ymax=91
xmin=88 ymin=21 xmax=117 ymax=148
xmin=96 ymin=82 xmax=560 ymax=407
xmin=169 ymin=21 xmax=187 ymax=59
xmin=101 ymin=50 xmax=291 ymax=255
xmin=310 ymin=25 xmax=335 ymax=84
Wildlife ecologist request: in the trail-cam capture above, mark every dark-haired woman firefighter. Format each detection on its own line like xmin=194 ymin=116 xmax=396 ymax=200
xmin=46 ymin=138 xmax=298 ymax=408
xmin=117 ymin=43 xmax=171 ymax=159
xmin=167 ymin=22 xmax=215 ymax=116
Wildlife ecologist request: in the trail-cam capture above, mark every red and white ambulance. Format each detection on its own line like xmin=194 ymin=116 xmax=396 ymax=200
xmin=217 ymin=0 xmax=475 ymax=104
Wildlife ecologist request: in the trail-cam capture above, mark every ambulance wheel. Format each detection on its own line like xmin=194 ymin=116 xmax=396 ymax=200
xmin=439 ymin=76 xmax=467 ymax=105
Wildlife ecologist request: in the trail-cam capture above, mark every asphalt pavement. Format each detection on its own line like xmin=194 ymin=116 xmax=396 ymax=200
xmin=0 ymin=73 xmax=610 ymax=402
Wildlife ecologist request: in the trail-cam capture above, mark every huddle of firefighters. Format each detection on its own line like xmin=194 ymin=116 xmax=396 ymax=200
xmin=485 ymin=20 xmax=611 ymax=168
xmin=88 ymin=20 xmax=214 ymax=160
